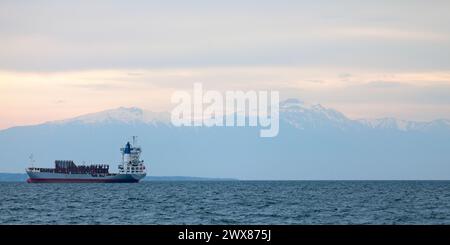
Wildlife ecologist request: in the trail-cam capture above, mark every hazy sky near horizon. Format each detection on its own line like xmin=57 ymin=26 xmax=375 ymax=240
xmin=1 ymin=0 xmax=450 ymax=129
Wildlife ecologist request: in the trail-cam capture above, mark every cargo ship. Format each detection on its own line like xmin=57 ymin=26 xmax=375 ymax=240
xmin=26 ymin=138 xmax=147 ymax=183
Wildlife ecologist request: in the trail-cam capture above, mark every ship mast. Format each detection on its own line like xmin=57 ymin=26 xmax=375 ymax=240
xmin=29 ymin=154 xmax=35 ymax=168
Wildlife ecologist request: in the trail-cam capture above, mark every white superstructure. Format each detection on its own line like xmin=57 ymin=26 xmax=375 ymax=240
xmin=119 ymin=136 xmax=146 ymax=175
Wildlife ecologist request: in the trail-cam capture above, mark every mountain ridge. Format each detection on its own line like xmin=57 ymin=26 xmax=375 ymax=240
xmin=1 ymin=98 xmax=449 ymax=179
xmin=3 ymin=98 xmax=449 ymax=132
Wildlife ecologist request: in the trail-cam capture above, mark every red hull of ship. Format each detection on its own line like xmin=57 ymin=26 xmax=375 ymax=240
xmin=26 ymin=178 xmax=139 ymax=183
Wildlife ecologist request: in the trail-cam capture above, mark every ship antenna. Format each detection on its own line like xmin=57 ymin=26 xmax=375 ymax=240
xmin=29 ymin=154 xmax=35 ymax=168
xmin=132 ymin=136 xmax=137 ymax=146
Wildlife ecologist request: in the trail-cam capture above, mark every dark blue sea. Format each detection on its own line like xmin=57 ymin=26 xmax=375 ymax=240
xmin=1 ymin=181 xmax=450 ymax=224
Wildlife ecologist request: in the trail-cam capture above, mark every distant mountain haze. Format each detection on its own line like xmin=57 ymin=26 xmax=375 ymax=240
xmin=1 ymin=99 xmax=449 ymax=180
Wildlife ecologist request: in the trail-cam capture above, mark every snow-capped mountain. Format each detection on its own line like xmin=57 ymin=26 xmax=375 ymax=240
xmin=357 ymin=117 xmax=450 ymax=131
xmin=50 ymin=107 xmax=171 ymax=126
xmin=31 ymin=98 xmax=449 ymax=133
xmin=280 ymin=98 xmax=357 ymax=130
xmin=1 ymin=98 xmax=450 ymax=179
xmin=279 ymin=98 xmax=450 ymax=132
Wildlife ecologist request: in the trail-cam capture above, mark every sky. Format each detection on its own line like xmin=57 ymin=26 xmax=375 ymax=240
xmin=1 ymin=0 xmax=450 ymax=129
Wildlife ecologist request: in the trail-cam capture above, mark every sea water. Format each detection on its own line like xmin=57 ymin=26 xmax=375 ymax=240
xmin=1 ymin=181 xmax=450 ymax=224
